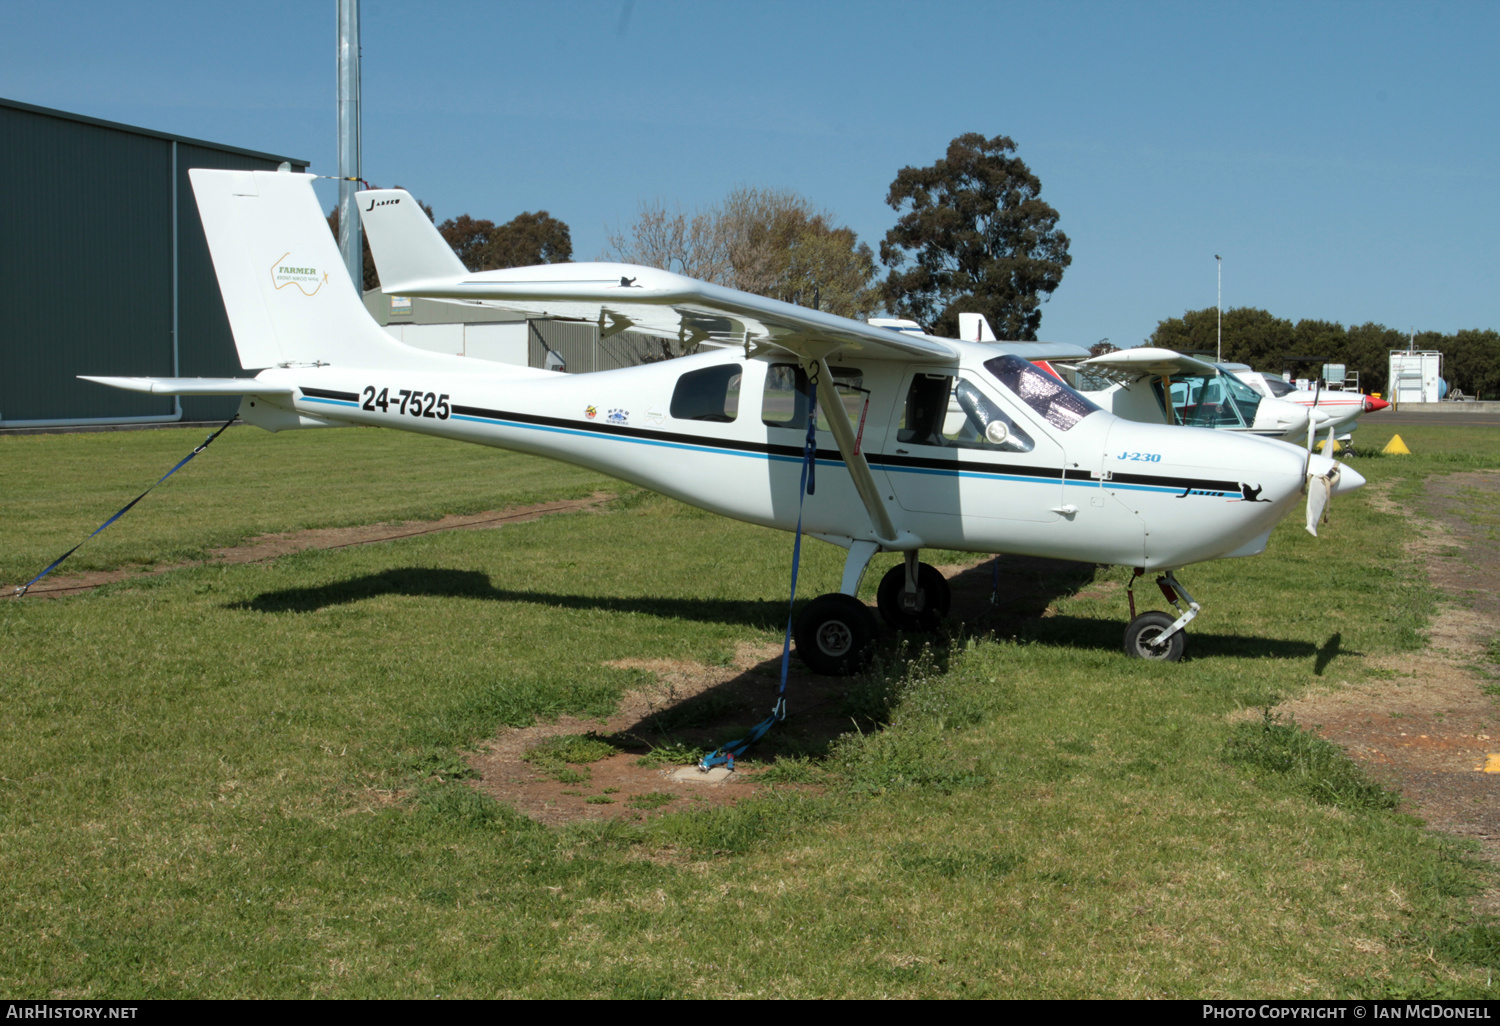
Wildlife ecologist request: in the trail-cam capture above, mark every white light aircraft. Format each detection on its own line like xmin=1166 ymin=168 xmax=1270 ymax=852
xmin=1226 ymin=366 xmax=1391 ymax=453
xmin=1052 ymin=348 xmax=1317 ymax=441
xmin=82 ymin=169 xmax=1365 ymax=669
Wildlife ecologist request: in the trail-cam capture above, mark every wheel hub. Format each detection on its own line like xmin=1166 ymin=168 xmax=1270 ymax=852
xmin=817 ymin=620 xmax=853 ymax=656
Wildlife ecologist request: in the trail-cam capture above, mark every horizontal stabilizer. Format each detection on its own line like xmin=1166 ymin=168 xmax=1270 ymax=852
xmin=79 ymin=376 xmax=295 ymax=396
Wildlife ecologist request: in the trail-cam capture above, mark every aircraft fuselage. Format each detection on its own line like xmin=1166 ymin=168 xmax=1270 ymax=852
xmin=239 ymin=342 xmax=1315 ymax=571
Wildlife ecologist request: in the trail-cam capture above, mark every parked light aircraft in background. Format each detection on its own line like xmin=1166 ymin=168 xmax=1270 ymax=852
xmin=1046 ymin=348 xmax=1317 ymax=441
xmin=82 ymin=169 xmax=1364 ymax=669
xmin=1226 ymin=366 xmax=1391 ymax=453
xmin=1046 ymin=347 xmax=1389 ymax=455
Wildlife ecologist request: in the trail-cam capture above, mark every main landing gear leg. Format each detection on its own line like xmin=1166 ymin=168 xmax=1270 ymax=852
xmin=1123 ymin=569 xmax=1201 ymax=662
xmin=794 ymin=541 xmax=880 ymax=676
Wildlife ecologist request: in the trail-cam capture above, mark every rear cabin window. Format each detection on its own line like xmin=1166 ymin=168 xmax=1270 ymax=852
xmin=761 ymin=364 xmax=866 ymax=430
xmin=670 ymin=365 xmax=742 ymax=422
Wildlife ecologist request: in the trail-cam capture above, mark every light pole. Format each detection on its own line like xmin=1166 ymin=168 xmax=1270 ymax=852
xmin=337 ymin=0 xmax=363 ymax=290
xmin=1215 ymin=254 xmax=1222 ymax=363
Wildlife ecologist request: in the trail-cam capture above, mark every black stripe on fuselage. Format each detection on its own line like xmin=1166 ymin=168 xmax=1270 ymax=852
xmin=329 ymin=393 xmax=1244 ymax=494
xmin=301 ymin=387 xmax=360 ymax=402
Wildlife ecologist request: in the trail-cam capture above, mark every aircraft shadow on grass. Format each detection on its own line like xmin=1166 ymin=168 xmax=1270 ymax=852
xmin=225 ymin=561 xmax=1338 ymax=759
xmin=227 ymin=566 xmax=790 ymax=630
xmin=227 ymin=558 xmax=1331 ymax=664
xmin=1018 ymin=613 xmax=1323 ymax=661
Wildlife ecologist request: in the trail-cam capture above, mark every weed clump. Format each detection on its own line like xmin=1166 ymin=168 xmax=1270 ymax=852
xmin=632 ymin=739 xmax=707 ymax=768
xmin=1224 ymin=711 xmax=1399 ymax=812
xmin=832 ymin=643 xmax=991 ymax=794
xmin=625 ymin=792 xmax=676 ymax=810
xmin=522 ymin=732 xmax=623 ymax=782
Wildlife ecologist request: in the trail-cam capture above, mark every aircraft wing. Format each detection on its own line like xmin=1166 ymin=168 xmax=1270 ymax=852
xmin=78 ymin=376 xmax=294 ymax=395
xmin=358 ymin=189 xmax=958 ymax=365
xmin=1076 ymin=347 xmax=1219 ymax=380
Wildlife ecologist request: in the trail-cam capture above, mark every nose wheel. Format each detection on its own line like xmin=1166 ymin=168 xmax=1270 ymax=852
xmin=1123 ymin=569 xmax=1199 ymax=662
xmin=1124 ymin=611 xmax=1186 ymax=661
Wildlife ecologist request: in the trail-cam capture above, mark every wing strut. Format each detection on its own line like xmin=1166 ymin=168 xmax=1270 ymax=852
xmin=807 ymin=356 xmax=903 ymax=546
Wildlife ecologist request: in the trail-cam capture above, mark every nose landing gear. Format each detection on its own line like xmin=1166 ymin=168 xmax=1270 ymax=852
xmin=1123 ymin=568 xmax=1200 ymax=662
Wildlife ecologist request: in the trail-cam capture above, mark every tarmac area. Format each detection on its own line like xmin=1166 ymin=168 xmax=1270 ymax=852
xmin=1378 ymin=409 xmax=1500 ymax=427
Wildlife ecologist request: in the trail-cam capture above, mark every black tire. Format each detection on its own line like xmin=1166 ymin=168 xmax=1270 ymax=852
xmin=795 ymin=593 xmax=878 ymax=676
xmin=1123 ymin=611 xmax=1186 ymax=662
xmin=876 ymin=562 xmax=952 ymax=631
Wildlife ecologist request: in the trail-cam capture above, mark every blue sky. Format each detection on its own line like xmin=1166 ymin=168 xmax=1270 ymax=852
xmin=3 ymin=0 xmax=1494 ymax=347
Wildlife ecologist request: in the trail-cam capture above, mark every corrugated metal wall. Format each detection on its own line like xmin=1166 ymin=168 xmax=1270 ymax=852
xmin=363 ymin=293 xmax=672 ymax=373
xmin=528 ymin=320 xmax=675 ymax=373
xmin=0 ymin=99 xmax=306 ymax=426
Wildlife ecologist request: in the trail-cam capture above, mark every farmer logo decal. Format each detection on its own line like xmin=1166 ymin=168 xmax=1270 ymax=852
xmin=271 ymin=252 xmax=329 ymax=296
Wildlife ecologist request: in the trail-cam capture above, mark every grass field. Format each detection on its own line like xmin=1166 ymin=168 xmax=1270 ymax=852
xmin=1 ymin=421 xmax=1497 ymax=998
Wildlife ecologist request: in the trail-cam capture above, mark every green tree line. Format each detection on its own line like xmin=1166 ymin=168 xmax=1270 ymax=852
xmin=1150 ymin=307 xmax=1500 ymax=399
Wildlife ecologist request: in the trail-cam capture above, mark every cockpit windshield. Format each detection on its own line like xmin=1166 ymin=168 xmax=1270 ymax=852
xmin=1261 ymin=375 xmax=1296 ymax=398
xmin=982 ymin=354 xmax=1102 ymax=432
xmin=1161 ymin=371 xmax=1264 ymax=428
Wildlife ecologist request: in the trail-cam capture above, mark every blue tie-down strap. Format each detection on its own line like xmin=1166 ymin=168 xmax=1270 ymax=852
xmin=697 ymin=388 xmax=818 ymax=773
xmin=13 ymin=415 xmax=237 ymax=598
xmin=698 ymin=698 xmax=787 ymax=772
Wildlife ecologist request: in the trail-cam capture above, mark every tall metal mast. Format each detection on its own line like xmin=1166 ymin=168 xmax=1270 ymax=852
xmin=336 ymin=0 xmax=362 ymax=291
xmin=1215 ymin=254 xmax=1222 ymax=363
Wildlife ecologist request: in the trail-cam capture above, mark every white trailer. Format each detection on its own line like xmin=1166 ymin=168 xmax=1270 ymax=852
xmin=1388 ymin=349 xmax=1444 ymax=404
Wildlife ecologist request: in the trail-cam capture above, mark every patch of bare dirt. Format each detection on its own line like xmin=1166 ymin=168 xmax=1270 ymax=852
xmin=9 ymin=493 xmax=615 ymax=599
xmin=468 ymin=553 xmax=1100 ymax=826
xmin=467 ymin=640 xmax=821 ymax=827
xmin=1274 ymin=472 xmax=1500 ymax=912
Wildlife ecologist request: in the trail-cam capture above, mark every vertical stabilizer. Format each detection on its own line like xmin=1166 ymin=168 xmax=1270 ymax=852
xmin=189 ymin=168 xmax=427 ymax=370
xmin=958 ymin=313 xmax=998 ymax=342
xmin=356 ymin=188 xmax=468 ymax=293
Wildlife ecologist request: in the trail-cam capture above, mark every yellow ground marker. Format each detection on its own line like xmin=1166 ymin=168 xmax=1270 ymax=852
xmin=1382 ymin=434 xmax=1412 ymax=455
xmin=1314 ymin=439 xmax=1343 ymax=454
xmin=1483 ymin=754 xmax=1500 ymax=774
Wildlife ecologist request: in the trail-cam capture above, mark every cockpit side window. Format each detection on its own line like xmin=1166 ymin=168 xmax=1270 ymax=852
xmin=1262 ymin=375 xmax=1295 ymax=398
xmin=1220 ymin=373 xmax=1264 ymax=425
xmin=897 ymin=373 xmax=1036 ymax=453
xmin=983 ymin=354 xmax=1102 ymax=431
xmin=670 ymin=364 xmax=742 ymax=422
xmin=950 ymin=378 xmax=1036 ymax=452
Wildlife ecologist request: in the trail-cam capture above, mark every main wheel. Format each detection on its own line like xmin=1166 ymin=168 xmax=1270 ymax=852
xmin=795 ymin=593 xmax=878 ymax=676
xmin=876 ymin=562 xmax=952 ymax=631
xmin=1123 ymin=611 xmax=1186 ymax=661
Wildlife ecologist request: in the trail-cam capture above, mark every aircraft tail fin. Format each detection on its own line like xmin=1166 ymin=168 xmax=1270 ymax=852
xmin=189 ymin=168 xmax=427 ymax=370
xmin=958 ymin=313 xmax=998 ymax=343
xmin=356 ymin=188 xmax=468 ymax=293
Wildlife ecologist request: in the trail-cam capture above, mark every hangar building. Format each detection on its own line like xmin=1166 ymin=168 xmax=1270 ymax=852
xmin=0 ymin=97 xmax=308 ymax=428
xmin=1 ymin=97 xmax=672 ymax=431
